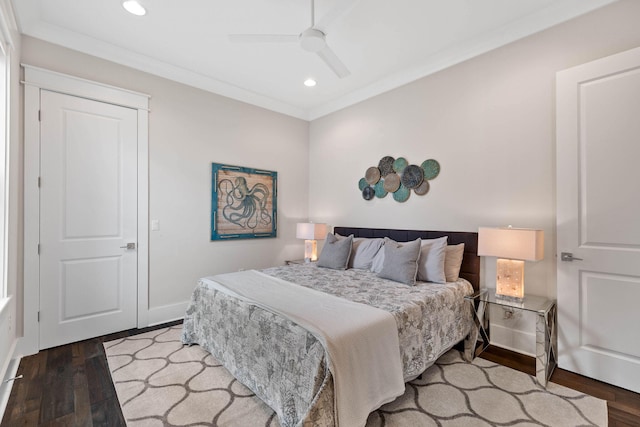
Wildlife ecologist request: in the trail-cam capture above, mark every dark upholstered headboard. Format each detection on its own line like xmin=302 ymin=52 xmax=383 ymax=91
xmin=333 ymin=226 xmax=480 ymax=291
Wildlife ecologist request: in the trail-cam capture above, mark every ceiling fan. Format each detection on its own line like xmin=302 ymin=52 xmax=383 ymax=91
xmin=228 ymin=0 xmax=358 ymax=78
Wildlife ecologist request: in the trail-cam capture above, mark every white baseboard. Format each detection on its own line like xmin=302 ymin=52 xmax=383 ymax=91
xmin=0 ymin=340 xmax=20 ymax=421
xmin=490 ymin=323 xmax=536 ymax=357
xmin=147 ymin=301 xmax=189 ymax=326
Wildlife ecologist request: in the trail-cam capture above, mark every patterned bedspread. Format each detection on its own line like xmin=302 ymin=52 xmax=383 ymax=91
xmin=182 ymin=264 xmax=474 ymax=426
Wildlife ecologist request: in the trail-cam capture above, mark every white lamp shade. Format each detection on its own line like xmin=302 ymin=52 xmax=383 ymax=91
xmin=478 ymin=227 xmax=544 ymax=261
xmin=296 ymin=223 xmax=328 ymax=240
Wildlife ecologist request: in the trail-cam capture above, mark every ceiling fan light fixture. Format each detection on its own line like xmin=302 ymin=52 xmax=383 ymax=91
xmin=304 ymin=78 xmax=317 ymax=87
xmin=299 ymin=29 xmax=326 ymax=53
xmin=226 ymin=0 xmax=353 ymax=78
xmin=122 ymin=0 xmax=146 ymax=16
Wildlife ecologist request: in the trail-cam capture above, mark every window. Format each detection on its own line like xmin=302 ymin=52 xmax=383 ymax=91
xmin=0 ymin=43 xmax=6 ymax=298
xmin=0 ymin=4 xmax=11 ymax=302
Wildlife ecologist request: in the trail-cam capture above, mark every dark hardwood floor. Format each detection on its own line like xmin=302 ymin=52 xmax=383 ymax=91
xmin=2 ymin=322 xmax=639 ymax=426
xmin=1 ymin=320 xmax=182 ymax=427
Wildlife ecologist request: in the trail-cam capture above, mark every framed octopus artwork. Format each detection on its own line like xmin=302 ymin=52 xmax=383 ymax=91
xmin=211 ymin=163 xmax=277 ymax=240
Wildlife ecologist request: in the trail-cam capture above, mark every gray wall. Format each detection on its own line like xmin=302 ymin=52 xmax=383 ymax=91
xmin=308 ymin=0 xmax=640 ymax=353
xmin=20 ymin=35 xmax=310 ymax=324
xmin=12 ymin=0 xmax=640 ymax=355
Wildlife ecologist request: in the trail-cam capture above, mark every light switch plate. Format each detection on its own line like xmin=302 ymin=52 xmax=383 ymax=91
xmin=151 ymin=219 xmax=159 ymax=231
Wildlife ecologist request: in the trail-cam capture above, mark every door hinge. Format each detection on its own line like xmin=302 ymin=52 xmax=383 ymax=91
xmin=37 ymin=311 xmax=40 ymax=322
xmin=38 ymin=110 xmax=41 ymax=121
xmin=38 ymin=176 xmax=41 ymax=188
xmin=37 ymin=243 xmax=40 ymax=255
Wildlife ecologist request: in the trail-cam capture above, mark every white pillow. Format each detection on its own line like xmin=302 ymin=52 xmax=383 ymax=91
xmin=336 ymin=234 xmax=385 ymax=270
xmin=370 ymin=240 xmax=387 ymax=273
xmin=349 ymin=238 xmax=384 ymax=270
xmin=416 ymin=236 xmax=448 ymax=283
xmin=444 ymin=243 xmax=465 ymax=282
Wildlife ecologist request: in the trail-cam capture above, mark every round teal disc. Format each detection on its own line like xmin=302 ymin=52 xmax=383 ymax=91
xmin=421 ymin=159 xmax=441 ymax=180
xmin=358 ymin=177 xmax=368 ymax=191
xmin=374 ymin=180 xmax=388 ymax=198
xmin=393 ymin=185 xmax=410 ymax=203
xmin=393 ymin=157 xmax=408 ymax=173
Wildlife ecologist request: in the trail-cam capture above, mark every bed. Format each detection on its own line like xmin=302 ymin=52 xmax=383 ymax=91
xmin=182 ymin=226 xmax=480 ymax=427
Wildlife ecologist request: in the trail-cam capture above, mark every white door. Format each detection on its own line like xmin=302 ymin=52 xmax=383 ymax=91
xmin=556 ymin=47 xmax=640 ymax=393
xmin=39 ymin=90 xmax=138 ymax=349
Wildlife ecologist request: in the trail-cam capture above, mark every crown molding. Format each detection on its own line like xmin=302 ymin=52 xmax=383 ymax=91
xmin=308 ymin=0 xmax=618 ymax=120
xmin=18 ymin=0 xmax=617 ymax=122
xmin=22 ymin=22 xmax=310 ymax=120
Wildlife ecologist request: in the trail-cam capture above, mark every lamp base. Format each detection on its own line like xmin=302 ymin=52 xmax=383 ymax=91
xmin=496 ymin=258 xmax=524 ymax=301
xmin=304 ymin=240 xmax=318 ymax=262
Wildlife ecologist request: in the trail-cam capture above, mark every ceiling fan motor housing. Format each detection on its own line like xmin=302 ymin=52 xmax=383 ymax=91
xmin=300 ymin=28 xmax=327 ymax=52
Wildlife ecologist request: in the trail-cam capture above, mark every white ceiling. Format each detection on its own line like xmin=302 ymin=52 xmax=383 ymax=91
xmin=13 ymin=0 xmax=616 ymax=120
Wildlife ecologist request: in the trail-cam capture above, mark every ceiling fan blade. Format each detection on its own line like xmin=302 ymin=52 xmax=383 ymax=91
xmin=314 ymin=0 xmax=360 ymax=32
xmin=228 ymin=34 xmax=299 ymax=43
xmin=317 ymin=45 xmax=350 ymax=78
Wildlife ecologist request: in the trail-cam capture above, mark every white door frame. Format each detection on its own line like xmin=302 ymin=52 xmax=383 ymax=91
xmin=19 ymin=65 xmax=150 ymax=356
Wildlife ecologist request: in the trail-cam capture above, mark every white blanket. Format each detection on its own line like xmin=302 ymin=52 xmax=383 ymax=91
xmin=203 ymin=270 xmax=405 ymax=427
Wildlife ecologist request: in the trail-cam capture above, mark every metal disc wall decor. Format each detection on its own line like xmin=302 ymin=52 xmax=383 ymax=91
xmin=393 ymin=157 xmax=408 ymax=173
xmin=358 ymin=155 xmax=440 ymax=203
xmin=358 ymin=177 xmax=368 ymax=191
xmin=362 ymin=186 xmax=375 ymax=200
xmin=421 ymin=159 xmax=441 ymax=180
xmin=378 ymin=156 xmax=395 ymax=176
xmin=374 ymin=180 xmax=388 ymax=198
xmin=365 ymin=166 xmax=381 ymax=185
xmin=414 ymin=180 xmax=430 ymax=195
xmin=401 ymin=165 xmax=424 ymax=189
xmin=393 ymin=185 xmax=410 ymax=202
xmin=383 ymin=173 xmax=401 ymax=192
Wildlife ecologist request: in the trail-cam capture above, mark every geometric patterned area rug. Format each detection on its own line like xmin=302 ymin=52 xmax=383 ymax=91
xmin=104 ymin=325 xmax=607 ymax=427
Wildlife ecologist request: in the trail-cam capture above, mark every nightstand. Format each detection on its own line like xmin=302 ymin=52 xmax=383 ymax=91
xmin=285 ymin=259 xmax=308 ymax=265
xmin=464 ymin=290 xmax=558 ymax=387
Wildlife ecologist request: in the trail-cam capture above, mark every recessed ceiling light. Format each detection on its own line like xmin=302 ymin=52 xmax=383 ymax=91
xmin=123 ymin=0 xmax=146 ymax=16
xmin=304 ymin=78 xmax=317 ymax=87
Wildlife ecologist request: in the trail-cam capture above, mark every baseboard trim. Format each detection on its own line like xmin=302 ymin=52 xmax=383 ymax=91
xmin=0 ymin=340 xmax=20 ymax=421
xmin=489 ymin=323 xmax=535 ymax=357
xmin=147 ymin=301 xmax=189 ymax=326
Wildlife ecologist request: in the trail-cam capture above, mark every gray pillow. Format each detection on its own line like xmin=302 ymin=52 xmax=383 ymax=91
xmin=377 ymin=238 xmax=422 ymax=285
xmin=350 ymin=238 xmax=384 ymax=269
xmin=370 ymin=241 xmax=386 ymax=273
xmin=416 ymin=236 xmax=448 ymax=283
xmin=317 ymin=233 xmax=353 ymax=270
xmin=336 ymin=234 xmax=384 ymax=270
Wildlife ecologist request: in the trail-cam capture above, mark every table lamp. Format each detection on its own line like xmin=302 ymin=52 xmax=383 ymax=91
xmin=478 ymin=226 xmax=544 ymax=301
xmin=296 ymin=222 xmax=328 ymax=262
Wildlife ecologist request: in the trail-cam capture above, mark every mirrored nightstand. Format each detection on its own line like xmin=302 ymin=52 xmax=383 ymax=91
xmin=464 ymin=289 xmax=558 ymax=387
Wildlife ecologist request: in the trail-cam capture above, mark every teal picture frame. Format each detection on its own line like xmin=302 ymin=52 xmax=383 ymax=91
xmin=211 ymin=163 xmax=277 ymax=240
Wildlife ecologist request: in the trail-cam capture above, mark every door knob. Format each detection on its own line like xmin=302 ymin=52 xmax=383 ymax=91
xmin=560 ymin=252 xmax=582 ymax=262
xmin=120 ymin=243 xmax=136 ymax=250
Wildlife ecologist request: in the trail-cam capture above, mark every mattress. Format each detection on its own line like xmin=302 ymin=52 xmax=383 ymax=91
xmin=182 ymin=263 xmax=474 ymax=426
